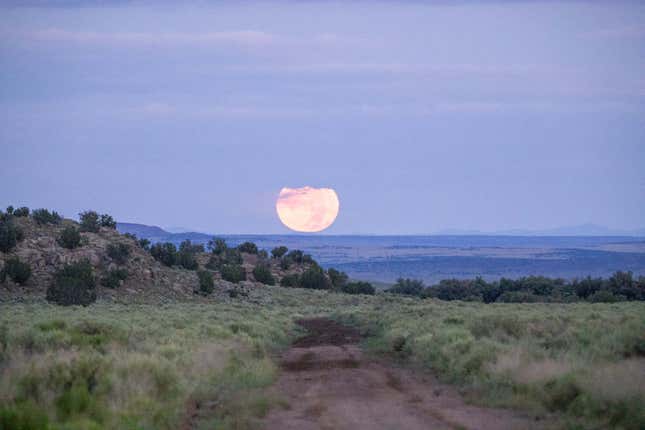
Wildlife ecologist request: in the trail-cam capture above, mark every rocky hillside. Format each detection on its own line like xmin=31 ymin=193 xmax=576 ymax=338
xmin=0 ymin=209 xmax=327 ymax=304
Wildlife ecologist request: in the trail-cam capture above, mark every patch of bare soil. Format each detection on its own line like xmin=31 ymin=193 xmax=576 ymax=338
xmin=263 ymin=318 xmax=546 ymax=430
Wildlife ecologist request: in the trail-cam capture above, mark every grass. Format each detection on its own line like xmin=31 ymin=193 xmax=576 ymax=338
xmin=335 ymin=298 xmax=645 ymax=429
xmin=1 ymin=289 xmax=644 ymax=429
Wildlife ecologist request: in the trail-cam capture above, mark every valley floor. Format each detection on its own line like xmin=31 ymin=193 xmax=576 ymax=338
xmin=1 ymin=287 xmax=644 ymax=429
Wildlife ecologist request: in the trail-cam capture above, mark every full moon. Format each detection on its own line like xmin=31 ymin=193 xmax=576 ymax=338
xmin=276 ymin=186 xmax=340 ymax=233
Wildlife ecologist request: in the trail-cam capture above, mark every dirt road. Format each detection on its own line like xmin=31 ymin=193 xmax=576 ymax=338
xmin=263 ymin=318 xmax=544 ymax=430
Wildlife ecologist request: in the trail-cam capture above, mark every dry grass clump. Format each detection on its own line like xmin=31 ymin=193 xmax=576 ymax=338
xmin=1 ymin=287 xmax=644 ymax=429
xmin=0 ymin=298 xmax=299 ymax=429
xmin=336 ymin=298 xmax=645 ymax=428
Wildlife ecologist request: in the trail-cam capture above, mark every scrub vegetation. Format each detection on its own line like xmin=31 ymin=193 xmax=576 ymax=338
xmin=388 ymin=273 xmax=645 ymax=303
xmin=1 ymin=204 xmax=643 ymax=429
xmin=1 ymin=289 xmax=643 ymax=430
xmin=337 ymin=297 xmax=645 ymax=430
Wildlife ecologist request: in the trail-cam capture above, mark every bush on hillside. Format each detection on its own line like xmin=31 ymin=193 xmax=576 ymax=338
xmin=271 ymin=246 xmax=288 ymax=259
xmin=57 ymin=225 xmax=82 ymax=249
xmin=279 ymin=257 xmax=291 ymax=270
xmin=106 ymin=243 xmax=130 ymax=265
xmin=302 ymin=254 xmax=315 ymax=264
xmin=253 ymin=264 xmax=275 ymax=285
xmin=299 ymin=266 xmax=330 ymax=290
xmin=224 ymin=248 xmax=243 ymax=265
xmin=258 ymin=249 xmax=269 ymax=260
xmin=197 ymin=270 xmax=214 ymax=295
xmin=0 ymin=257 xmax=32 ymax=285
xmin=177 ymin=240 xmax=203 ymax=270
xmin=4 ymin=206 xmax=13 ymax=215
xmin=100 ymin=268 xmax=128 ymax=289
xmin=79 ymin=211 xmax=101 ymax=232
xmin=99 ymin=214 xmax=116 ymax=229
xmin=0 ymin=219 xmax=24 ymax=253
xmin=150 ymin=242 xmax=177 ymax=267
xmin=342 ymin=281 xmax=375 ymax=295
xmin=46 ymin=260 xmax=96 ymax=306
xmin=388 ymin=278 xmax=425 ymax=296
xmin=327 ymin=268 xmax=348 ymax=290
xmin=207 ymin=237 xmax=227 ymax=255
xmin=237 ymin=241 xmax=258 ymax=254
xmin=138 ymin=238 xmax=151 ymax=251
xmin=280 ymin=273 xmax=300 ymax=287
xmin=287 ymin=249 xmax=304 ymax=264
xmin=12 ymin=207 xmax=29 ymax=217
xmin=78 ymin=210 xmax=116 ymax=232
xmin=220 ymin=264 xmax=246 ymax=284
xmin=205 ymin=255 xmax=221 ymax=271
xmin=31 ymin=208 xmax=62 ymax=225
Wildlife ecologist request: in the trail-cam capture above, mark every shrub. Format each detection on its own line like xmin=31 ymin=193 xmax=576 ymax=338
xmin=287 ymin=249 xmax=304 ymax=264
xmin=237 ymin=241 xmax=258 ymax=254
xmin=5 ymin=206 xmax=13 ymax=215
xmin=13 ymin=206 xmax=29 ymax=217
xmin=106 ymin=242 xmax=130 ymax=265
xmin=224 ymin=248 xmax=243 ymax=265
xmin=253 ymin=264 xmax=275 ymax=285
xmin=177 ymin=240 xmax=202 ymax=270
xmin=99 ymin=213 xmax=116 ymax=229
xmin=279 ymin=257 xmax=291 ymax=270
xmin=258 ymin=249 xmax=269 ymax=260
xmin=271 ymin=246 xmax=288 ymax=259
xmin=58 ymin=225 xmax=82 ymax=249
xmin=138 ymin=238 xmax=151 ymax=251
xmin=79 ymin=210 xmax=100 ymax=232
xmin=388 ymin=278 xmax=425 ymax=296
xmin=497 ymin=291 xmax=541 ymax=303
xmin=150 ymin=242 xmax=177 ymax=266
xmin=207 ymin=237 xmax=227 ymax=255
xmin=0 ymin=257 xmax=32 ymax=285
xmin=302 ymin=254 xmax=315 ymax=264
xmin=197 ymin=270 xmax=214 ymax=295
xmin=280 ymin=273 xmax=300 ymax=287
xmin=588 ymin=290 xmax=620 ymax=303
xmin=299 ymin=266 xmax=330 ymax=290
xmin=328 ymin=268 xmax=348 ymax=290
xmin=0 ymin=219 xmax=24 ymax=253
xmin=100 ymin=268 xmax=128 ymax=289
xmin=0 ymin=403 xmax=50 ymax=430
xmin=205 ymin=255 xmax=221 ymax=271
xmin=31 ymin=208 xmax=62 ymax=225
xmin=342 ymin=281 xmax=375 ymax=295
xmin=220 ymin=264 xmax=246 ymax=284
xmin=46 ymin=260 xmax=97 ymax=306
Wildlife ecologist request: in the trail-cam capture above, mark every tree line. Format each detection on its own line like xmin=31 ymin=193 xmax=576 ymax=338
xmin=388 ymin=272 xmax=645 ymax=303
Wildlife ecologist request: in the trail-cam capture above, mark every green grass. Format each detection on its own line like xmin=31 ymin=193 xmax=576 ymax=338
xmin=335 ymin=298 xmax=645 ymax=429
xmin=1 ymin=289 xmax=644 ymax=429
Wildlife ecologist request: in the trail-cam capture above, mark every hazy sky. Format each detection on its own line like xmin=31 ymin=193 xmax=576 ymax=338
xmin=1 ymin=1 xmax=644 ymax=234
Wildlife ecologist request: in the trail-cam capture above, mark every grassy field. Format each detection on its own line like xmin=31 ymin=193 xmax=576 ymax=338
xmin=1 ymin=289 xmax=644 ymax=429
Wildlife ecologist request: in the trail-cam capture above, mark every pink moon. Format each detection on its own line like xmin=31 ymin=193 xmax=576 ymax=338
xmin=276 ymin=186 xmax=340 ymax=233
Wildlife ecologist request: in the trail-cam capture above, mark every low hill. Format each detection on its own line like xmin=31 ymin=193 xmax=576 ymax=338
xmin=1 ymin=213 xmax=324 ymax=304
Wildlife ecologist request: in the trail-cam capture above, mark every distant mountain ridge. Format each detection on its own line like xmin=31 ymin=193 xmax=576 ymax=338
xmin=116 ymin=223 xmax=212 ymax=244
xmin=438 ymin=223 xmax=645 ymax=237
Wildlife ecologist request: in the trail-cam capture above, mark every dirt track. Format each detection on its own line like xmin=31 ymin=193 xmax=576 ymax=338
xmin=263 ymin=318 xmax=544 ymax=430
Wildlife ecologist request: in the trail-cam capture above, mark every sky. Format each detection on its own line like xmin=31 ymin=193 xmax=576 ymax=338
xmin=1 ymin=0 xmax=644 ymax=234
